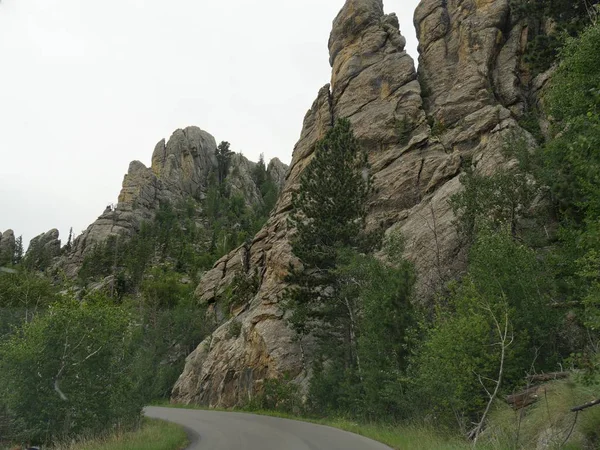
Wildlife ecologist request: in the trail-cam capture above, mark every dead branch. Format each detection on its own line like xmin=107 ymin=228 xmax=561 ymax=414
xmin=471 ymin=306 xmax=514 ymax=446
xmin=507 ymin=386 xmax=541 ymax=410
xmin=527 ymin=372 xmax=570 ymax=383
xmin=571 ymin=398 xmax=600 ymax=412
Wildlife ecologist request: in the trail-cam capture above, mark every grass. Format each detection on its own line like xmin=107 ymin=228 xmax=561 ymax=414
xmin=52 ymin=418 xmax=188 ymax=450
xmin=154 ymin=401 xmax=470 ymax=450
xmin=481 ymin=380 xmax=600 ymax=450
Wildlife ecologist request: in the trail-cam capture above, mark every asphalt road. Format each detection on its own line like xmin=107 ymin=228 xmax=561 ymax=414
xmin=144 ymin=406 xmax=392 ymax=450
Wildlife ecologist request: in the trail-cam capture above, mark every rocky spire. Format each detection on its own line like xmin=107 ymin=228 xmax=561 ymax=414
xmin=62 ymin=127 xmax=285 ymax=277
xmin=0 ymin=230 xmax=16 ymax=265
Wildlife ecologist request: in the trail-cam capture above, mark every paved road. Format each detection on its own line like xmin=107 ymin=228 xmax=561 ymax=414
xmin=144 ymin=406 xmax=392 ymax=450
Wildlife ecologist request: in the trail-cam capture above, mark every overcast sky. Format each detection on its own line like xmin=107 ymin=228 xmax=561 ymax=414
xmin=0 ymin=0 xmax=420 ymax=247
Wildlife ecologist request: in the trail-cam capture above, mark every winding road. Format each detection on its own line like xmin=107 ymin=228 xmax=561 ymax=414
xmin=144 ymin=406 xmax=392 ymax=450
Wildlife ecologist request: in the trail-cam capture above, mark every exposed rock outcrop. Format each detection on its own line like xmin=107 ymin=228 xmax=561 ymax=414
xmin=172 ymin=0 xmax=538 ymax=408
xmin=25 ymin=229 xmax=62 ymax=270
xmin=0 ymin=230 xmax=16 ymax=265
xmin=63 ymin=127 xmax=287 ymax=276
xmin=266 ymin=158 xmax=288 ymax=189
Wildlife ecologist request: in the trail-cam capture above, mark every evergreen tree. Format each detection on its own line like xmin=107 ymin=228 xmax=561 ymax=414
xmin=12 ymin=236 xmax=23 ymax=265
xmin=285 ymin=119 xmax=375 ymax=397
xmin=252 ymin=153 xmax=267 ymax=187
xmin=65 ymin=227 xmax=73 ymax=252
xmin=215 ymin=141 xmax=233 ymax=185
xmin=288 ymin=118 xmax=371 ymax=272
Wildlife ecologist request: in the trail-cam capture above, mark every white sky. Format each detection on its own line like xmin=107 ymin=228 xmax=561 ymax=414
xmin=0 ymin=0 xmax=420 ymax=247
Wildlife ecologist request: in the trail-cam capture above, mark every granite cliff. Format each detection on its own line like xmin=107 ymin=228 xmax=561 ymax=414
xmin=171 ymin=0 xmax=546 ymax=407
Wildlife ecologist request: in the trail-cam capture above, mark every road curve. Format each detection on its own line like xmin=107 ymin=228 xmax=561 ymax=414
xmin=144 ymin=406 xmax=392 ymax=450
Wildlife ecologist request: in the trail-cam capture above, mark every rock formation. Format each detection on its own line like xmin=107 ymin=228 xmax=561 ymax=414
xmin=172 ymin=0 xmax=538 ymax=407
xmin=0 ymin=230 xmax=16 ymax=265
xmin=25 ymin=229 xmax=62 ymax=270
xmin=63 ymin=127 xmax=287 ymax=277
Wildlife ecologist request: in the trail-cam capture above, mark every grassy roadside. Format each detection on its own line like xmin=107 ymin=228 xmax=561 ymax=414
xmin=154 ymin=402 xmax=470 ymax=450
xmin=51 ymin=418 xmax=188 ymax=450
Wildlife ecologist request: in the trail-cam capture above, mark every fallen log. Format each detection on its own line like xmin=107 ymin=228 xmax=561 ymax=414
xmin=571 ymin=399 xmax=600 ymax=412
xmin=507 ymin=386 xmax=541 ymax=410
xmin=527 ymin=372 xmax=570 ymax=383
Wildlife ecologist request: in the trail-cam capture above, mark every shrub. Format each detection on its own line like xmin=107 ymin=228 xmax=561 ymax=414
xmin=0 ymin=299 xmax=143 ymax=445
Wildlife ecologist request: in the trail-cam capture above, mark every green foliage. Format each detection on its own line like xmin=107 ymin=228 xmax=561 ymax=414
xmin=307 ymin=251 xmax=415 ymax=420
xmin=288 ymin=118 xmax=372 ymax=271
xmin=243 ymin=376 xmax=303 ymax=415
xmin=219 ymin=271 xmax=260 ymax=316
xmin=333 ymin=245 xmax=416 ymax=420
xmin=79 ymin=200 xmax=213 ymax=291
xmin=51 ymin=418 xmax=189 ymax=450
xmin=215 ymin=141 xmax=233 ymax=184
xmin=450 ymin=163 xmax=539 ymax=243
xmin=409 ymin=230 xmax=562 ymax=429
xmin=301 ymin=242 xmax=415 ymax=421
xmin=252 ymin=153 xmax=268 ymax=188
xmin=226 ymin=320 xmax=243 ymax=339
xmin=0 ymin=298 xmax=143 ymax=445
xmin=0 ymin=269 xmax=59 ymax=337
xmin=430 ymin=118 xmax=447 ymax=137
xmin=542 ymin=24 xmax=600 ymax=222
xmin=285 ymin=118 xmax=373 ymax=370
xmin=510 ymin=0 xmax=599 ymax=75
xmin=536 ymin=22 xmax=600 ymax=367
xmin=482 ymin=379 xmax=600 ymax=449
xmin=126 ymin=281 xmax=209 ymax=402
xmin=285 ymin=119 xmax=416 ymax=422
xmin=252 ymin=154 xmax=280 ymax=217
xmin=395 ymin=116 xmax=413 ymax=146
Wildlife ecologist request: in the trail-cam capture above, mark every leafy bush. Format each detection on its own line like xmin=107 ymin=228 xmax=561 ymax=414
xmin=0 ymin=298 xmax=143 ymax=445
xmin=408 ymin=230 xmax=561 ymax=430
xmin=245 ymin=376 xmax=303 ymax=415
xmin=0 ymin=269 xmax=58 ymax=337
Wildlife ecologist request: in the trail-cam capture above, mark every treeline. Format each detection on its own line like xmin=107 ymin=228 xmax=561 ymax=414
xmin=259 ymin=21 xmax=600 ymax=447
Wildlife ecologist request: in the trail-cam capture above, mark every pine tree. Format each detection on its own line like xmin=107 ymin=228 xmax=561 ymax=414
xmin=12 ymin=237 xmax=23 ymax=265
xmin=252 ymin=153 xmax=267 ymax=187
xmin=65 ymin=227 xmax=73 ymax=253
xmin=215 ymin=141 xmax=233 ymax=185
xmin=285 ymin=118 xmax=374 ymax=370
xmin=289 ymin=118 xmax=371 ymax=271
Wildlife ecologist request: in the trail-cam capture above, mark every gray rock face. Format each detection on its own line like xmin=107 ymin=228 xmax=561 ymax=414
xmin=266 ymin=158 xmax=288 ymax=189
xmin=26 ymin=229 xmax=62 ymax=269
xmin=0 ymin=230 xmax=16 ymax=265
xmin=172 ymin=0 xmax=539 ymax=408
xmin=63 ymin=127 xmax=286 ymax=276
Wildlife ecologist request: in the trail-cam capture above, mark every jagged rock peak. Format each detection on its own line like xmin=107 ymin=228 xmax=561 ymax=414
xmin=63 ymin=126 xmax=288 ymax=277
xmin=329 ymin=0 xmax=386 ymax=64
xmin=266 ymin=157 xmax=288 ymax=188
xmin=415 ymin=0 xmax=513 ymax=124
xmin=27 ymin=229 xmax=61 ymax=265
